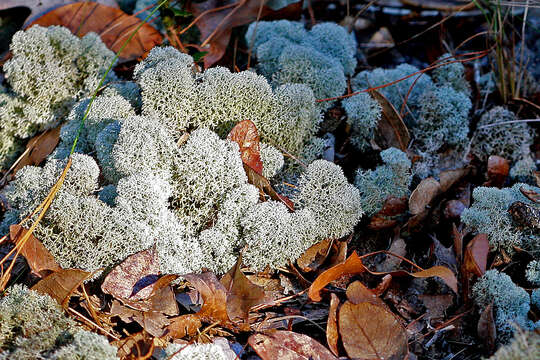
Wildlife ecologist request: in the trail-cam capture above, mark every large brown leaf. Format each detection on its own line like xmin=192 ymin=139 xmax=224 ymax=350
xmin=29 ymin=2 xmax=162 ymax=62
xmin=188 ymin=0 xmax=302 ymax=68
xmin=463 ymin=233 xmax=488 ymax=277
xmin=227 ymin=119 xmax=263 ymax=175
xmin=31 ymin=268 xmax=91 ymax=308
xmin=370 ymin=90 xmax=410 ymax=151
xmin=9 ymin=224 xmax=61 ymax=276
xmin=248 ymin=330 xmax=338 ymax=360
xmin=308 ymin=251 xmax=367 ymax=302
xmin=409 ymin=177 xmax=441 ymax=215
xmin=339 ymin=301 xmax=408 ymax=360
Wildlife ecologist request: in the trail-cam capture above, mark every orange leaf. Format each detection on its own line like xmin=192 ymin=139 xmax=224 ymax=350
xmin=9 ymin=224 xmax=61 ymax=276
xmin=346 ymin=281 xmax=386 ymax=307
xmin=31 ymin=268 xmax=91 ymax=308
xmin=338 ymin=301 xmax=408 ymax=360
xmin=297 ymin=239 xmax=333 ymax=273
xmin=327 ymin=293 xmax=340 ymax=357
xmin=166 ymin=314 xmax=202 ymax=339
xmin=29 ymin=2 xmax=162 ymax=62
xmin=485 ymin=155 xmax=509 ymax=188
xmin=248 ymin=330 xmax=338 ymax=360
xmin=227 ymin=120 xmax=263 ymax=175
xmin=308 ymin=251 xmax=367 ymax=302
xmin=370 ymin=265 xmax=458 ymax=294
xmin=409 ymin=177 xmax=441 ymax=215
xmin=463 ymin=233 xmax=488 ymax=277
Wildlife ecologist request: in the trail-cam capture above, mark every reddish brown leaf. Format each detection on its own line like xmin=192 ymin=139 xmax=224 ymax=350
xmin=166 ymin=314 xmax=202 ymax=339
xmin=439 ymin=167 xmax=470 ymax=192
xmin=110 ymin=300 xmax=170 ymax=337
xmin=485 ymin=155 xmax=509 ymax=188
xmin=113 ymin=331 xmax=154 ymax=360
xmin=30 ymin=2 xmax=162 ymax=62
xmin=346 ymin=281 xmax=386 ymax=307
xmin=463 ymin=233 xmax=489 ymax=277
xmin=31 ymin=268 xmax=91 ymax=308
xmin=227 ymin=120 xmax=263 ymax=175
xmin=371 ymin=90 xmax=410 ymax=151
xmin=0 ymin=0 xmax=118 ymax=26
xmin=189 ymin=0 xmax=302 ymax=68
xmin=182 ymin=272 xmax=237 ymax=330
xmin=368 ymin=197 xmax=408 ymax=230
xmin=520 ymin=186 xmax=540 ymax=203
xmin=308 ymin=251 xmax=367 ymax=302
xmin=101 ymin=247 xmax=160 ymax=302
xmin=297 ymin=239 xmax=333 ymax=273
xmin=418 ymin=294 xmax=453 ymax=322
xmin=409 ymin=177 xmax=441 ymax=215
xmin=244 ymin=163 xmax=294 ymax=211
xmin=327 ymin=293 xmax=340 ymax=357
xmin=368 ymin=265 xmax=458 ymax=294
xmin=248 ymin=330 xmax=338 ymax=360
xmin=477 ymin=304 xmax=496 ymax=354
xmin=9 ymin=224 xmax=61 ymax=276
xmin=220 ymin=255 xmax=266 ymax=327
xmin=452 ymin=223 xmax=465 ymax=263
xmin=339 ymin=301 xmax=408 ymax=360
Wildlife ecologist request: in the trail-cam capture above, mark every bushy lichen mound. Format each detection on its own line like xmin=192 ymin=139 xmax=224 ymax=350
xmin=134 ymin=46 xmax=320 ymax=155
xmin=526 ymin=260 xmax=540 ymax=286
xmin=487 ymin=330 xmax=540 ymax=360
xmin=0 ymin=25 xmax=116 ymax=168
xmin=460 ymin=183 xmax=540 ymax=254
xmin=162 ymin=342 xmax=232 ymax=360
xmin=354 ymin=148 xmax=412 ymax=216
xmin=473 ymin=270 xmax=538 ymax=341
xmin=0 ymin=285 xmax=118 ymax=360
xmin=471 ymin=107 xmax=534 ymax=163
xmin=342 ymin=92 xmax=381 ymax=151
xmin=246 ymin=20 xmax=356 ymax=110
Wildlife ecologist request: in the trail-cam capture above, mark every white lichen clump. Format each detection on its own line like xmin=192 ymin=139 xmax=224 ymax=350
xmin=162 ymin=342 xmax=233 ymax=360
xmin=0 ymin=285 xmax=118 ymax=360
xmin=0 ymin=25 xmax=115 ymax=168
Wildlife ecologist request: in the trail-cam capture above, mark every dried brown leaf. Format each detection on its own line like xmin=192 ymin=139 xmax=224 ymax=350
xmin=485 ymin=155 xmax=509 ymax=188
xmin=477 ymin=304 xmax=496 ymax=354
xmin=346 ymin=281 xmax=386 ymax=307
xmin=409 ymin=177 xmax=441 ymax=215
xmin=520 ymin=186 xmax=540 ymax=203
xmin=113 ymin=331 xmax=154 ymax=360
xmin=297 ymin=239 xmax=333 ymax=273
xmin=227 ymin=119 xmax=263 ymax=175
xmin=371 ymin=90 xmax=410 ymax=151
xmin=463 ymin=233 xmax=489 ymax=277
xmin=110 ymin=300 xmax=170 ymax=338
xmin=101 ymin=247 xmax=160 ymax=302
xmin=368 ymin=265 xmax=458 ymax=294
xmin=244 ymin=163 xmax=294 ymax=211
xmin=31 ymin=268 xmax=91 ymax=308
xmin=308 ymin=251 xmax=367 ymax=302
xmin=9 ymin=224 xmax=60 ymax=276
xmin=439 ymin=167 xmax=469 ymax=192
xmin=29 ymin=2 xmax=162 ymax=62
xmin=339 ymin=301 xmax=408 ymax=360
xmin=248 ymin=330 xmax=338 ymax=360
xmin=327 ymin=294 xmax=340 ymax=357
xmin=11 ymin=126 xmax=61 ymax=176
xmin=166 ymin=314 xmax=202 ymax=339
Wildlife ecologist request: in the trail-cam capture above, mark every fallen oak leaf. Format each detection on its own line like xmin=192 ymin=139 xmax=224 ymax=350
xmin=29 ymin=2 xmax=163 ymax=62
xmin=31 ymin=268 xmax=92 ymax=308
xmin=166 ymin=314 xmax=202 ymax=339
xmin=248 ymin=330 xmax=338 ymax=360
xmin=110 ymin=299 xmax=170 ymax=337
xmin=227 ymin=119 xmax=263 ymax=175
xmin=484 ymin=155 xmax=509 ymax=188
xmin=9 ymin=224 xmax=61 ymax=276
xmin=339 ymin=301 xmax=408 ymax=360
xmin=308 ymin=251 xmax=367 ymax=302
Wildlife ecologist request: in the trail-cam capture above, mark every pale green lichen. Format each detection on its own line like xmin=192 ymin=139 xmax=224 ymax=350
xmin=260 ymin=142 xmax=284 ymax=178
xmin=0 ymin=285 xmax=117 ymax=360
xmin=162 ymin=342 xmax=232 ymax=360
xmin=342 ymin=92 xmax=382 ymax=151
xmin=487 ymin=330 xmax=540 ymax=360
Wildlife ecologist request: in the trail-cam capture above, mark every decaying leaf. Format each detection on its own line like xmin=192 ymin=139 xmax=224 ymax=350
xmin=101 ymin=247 xmax=160 ymax=302
xmin=339 ymin=301 xmax=408 ymax=360
xmin=31 ymin=268 xmax=91 ymax=308
xmin=463 ymin=233 xmax=488 ymax=277
xmin=248 ymin=330 xmax=338 ymax=360
xmin=188 ymin=0 xmax=302 ymax=68
xmin=30 ymin=2 xmax=162 ymax=62
xmin=367 ymin=265 xmax=458 ymax=294
xmin=297 ymin=239 xmax=333 ymax=273
xmin=368 ymin=197 xmax=408 ymax=230
xmin=220 ymin=255 xmax=266 ymax=326
xmin=520 ymin=186 xmax=540 ymax=203
xmin=10 ymin=126 xmax=61 ymax=177
xmin=327 ymin=293 xmax=340 ymax=357
xmin=9 ymin=224 xmax=61 ymax=276
xmin=409 ymin=177 xmax=441 ymax=215
xmin=418 ymin=294 xmax=453 ymax=322
xmin=371 ymin=90 xmax=410 ymax=151
xmin=346 ymin=281 xmax=386 ymax=307
xmin=111 ymin=299 xmax=171 ymax=338
xmin=113 ymin=331 xmax=154 ymax=360
xmin=308 ymin=251 xmax=366 ymax=302
xmin=244 ymin=163 xmax=295 ymax=211
xmin=227 ymin=119 xmax=263 ymax=175
xmin=439 ymin=167 xmax=469 ymax=192
xmin=166 ymin=314 xmax=202 ymax=339
xmin=485 ymin=155 xmax=509 ymax=188
xmin=477 ymin=304 xmax=496 ymax=354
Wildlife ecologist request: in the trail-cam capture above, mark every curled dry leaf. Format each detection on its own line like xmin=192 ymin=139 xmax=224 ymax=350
xmin=244 ymin=161 xmax=295 ymax=211
xmin=31 ymin=268 xmax=91 ymax=308
xmin=520 ymin=186 xmax=540 ymax=203
xmin=297 ymin=239 xmax=333 ymax=273
xmin=113 ymin=331 xmax=154 ymax=360
xmin=308 ymin=251 xmax=366 ymax=302
xmin=409 ymin=177 xmax=441 ymax=215
xmin=327 ymin=293 xmax=340 ymax=357
xmin=248 ymin=330 xmax=338 ymax=360
xmin=367 ymin=265 xmax=458 ymax=294
xmin=30 ymin=2 xmax=162 ymax=62
xmin=110 ymin=299 xmax=170 ymax=338
xmin=368 ymin=196 xmax=408 ymax=230
xmin=9 ymin=224 xmax=61 ymax=276
xmin=166 ymin=314 xmax=202 ymax=339
xmin=463 ymin=233 xmax=488 ymax=277
xmin=220 ymin=255 xmax=266 ymax=327
xmin=101 ymin=247 xmax=160 ymax=302
xmin=485 ymin=155 xmax=509 ymax=188
xmin=339 ymin=301 xmax=408 ymax=360
xmin=370 ymin=90 xmax=410 ymax=151
xmin=477 ymin=304 xmax=496 ymax=354
xmin=227 ymin=119 xmax=263 ymax=175
xmin=189 ymin=0 xmax=302 ymax=68
xmin=346 ymin=281 xmax=386 ymax=308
